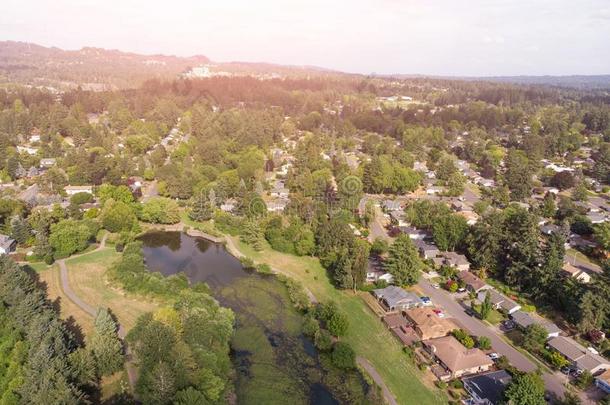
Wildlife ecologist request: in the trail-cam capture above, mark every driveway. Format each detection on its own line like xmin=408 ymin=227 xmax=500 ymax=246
xmin=369 ymin=205 xmax=393 ymax=243
xmin=417 ymin=279 xmax=570 ymax=401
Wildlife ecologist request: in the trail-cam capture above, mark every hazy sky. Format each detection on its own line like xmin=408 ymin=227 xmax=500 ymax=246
xmin=1 ymin=0 xmax=609 ymax=76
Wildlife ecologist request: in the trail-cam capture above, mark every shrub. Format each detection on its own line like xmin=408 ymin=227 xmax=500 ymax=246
xmin=331 ymin=342 xmax=356 ymax=370
xmin=140 ymin=197 xmax=180 ymax=224
xmin=449 ymin=380 xmax=463 ymax=389
xmin=574 ymin=370 xmax=593 ymax=389
xmin=477 ymin=336 xmax=492 ymax=350
xmin=302 ymin=316 xmax=320 ymax=337
xmin=239 ymin=256 xmax=255 ymax=269
xmin=256 ymin=263 xmax=272 ymax=274
xmin=327 ymin=311 xmax=349 ymax=337
xmin=314 ymin=329 xmax=333 ymax=351
xmin=70 ymin=192 xmax=93 ymax=205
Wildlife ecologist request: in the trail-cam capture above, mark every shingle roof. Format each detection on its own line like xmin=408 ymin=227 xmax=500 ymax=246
xmin=373 ymin=286 xmax=421 ymax=308
xmin=423 ymin=336 xmax=493 ymax=373
xmin=462 ymin=370 xmax=512 ymax=405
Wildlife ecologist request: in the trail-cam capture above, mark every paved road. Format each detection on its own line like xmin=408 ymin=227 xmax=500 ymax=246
xmin=357 ymin=357 xmax=398 ymax=405
xmin=369 ymin=205 xmax=393 ymax=243
xmin=417 ymin=279 xmax=569 ymax=400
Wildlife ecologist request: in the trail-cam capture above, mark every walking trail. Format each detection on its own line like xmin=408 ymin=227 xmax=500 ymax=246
xmin=57 ymin=233 xmax=138 ymax=393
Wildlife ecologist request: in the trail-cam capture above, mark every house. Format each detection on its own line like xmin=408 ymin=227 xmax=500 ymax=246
xmin=445 ymin=253 xmax=471 ymax=272
xmin=267 ymin=199 xmax=288 ymax=213
xmin=26 ymin=166 xmax=39 ymax=178
xmin=270 ymin=181 xmax=289 ymax=198
xmin=399 ymin=226 xmax=428 ymax=240
xmin=562 ymin=262 xmax=592 ymax=284
xmin=422 ymin=336 xmax=494 ymax=380
xmin=18 ymin=184 xmax=40 ymax=206
xmin=17 ymin=145 xmax=38 ymax=155
xmin=587 ymin=212 xmax=607 ymax=224
xmin=405 ymin=307 xmax=457 ymax=340
xmin=64 ymin=185 xmax=93 ymax=196
xmin=595 ymin=369 xmax=610 ymax=394
xmin=477 ymin=289 xmax=521 ymax=314
xmin=462 ymin=370 xmax=513 ymax=405
xmin=372 ymin=286 xmax=423 ymax=312
xmin=426 ymin=186 xmax=444 ymax=195
xmin=382 ymin=199 xmax=402 ymax=212
xmin=510 ymin=311 xmax=561 ymax=338
xmin=540 ymin=223 xmax=561 ymax=236
xmin=367 ymin=269 xmax=394 ymax=284
xmin=457 ymin=271 xmax=489 ymax=293
xmin=458 ymin=210 xmax=479 ymax=225
xmin=389 ymin=210 xmax=408 ymax=227
xmin=413 ymin=240 xmax=440 ymax=259
xmin=0 ymin=234 xmax=17 ymax=255
xmin=547 ymin=336 xmax=610 ymax=374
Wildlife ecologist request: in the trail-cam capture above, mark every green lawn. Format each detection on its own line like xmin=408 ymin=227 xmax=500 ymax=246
xmin=232 ymin=237 xmax=447 ymax=405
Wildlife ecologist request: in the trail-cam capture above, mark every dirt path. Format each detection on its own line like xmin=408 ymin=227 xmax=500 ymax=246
xmin=57 ymin=233 xmax=138 ymax=393
xmin=357 ymin=357 xmax=398 ymax=405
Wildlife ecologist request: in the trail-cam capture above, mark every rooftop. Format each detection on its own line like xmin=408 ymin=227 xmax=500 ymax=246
xmin=462 ymin=370 xmax=513 ymax=405
xmin=423 ymin=335 xmax=493 ymax=373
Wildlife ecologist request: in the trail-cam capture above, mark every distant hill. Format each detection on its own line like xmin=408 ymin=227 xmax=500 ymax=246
xmin=0 ymin=41 xmax=211 ymax=90
xmin=0 ymin=41 xmax=342 ymax=91
xmin=2 ymin=41 xmax=608 ymax=92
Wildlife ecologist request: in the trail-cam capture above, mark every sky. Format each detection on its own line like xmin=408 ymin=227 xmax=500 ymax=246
xmin=1 ymin=0 xmax=610 ymax=76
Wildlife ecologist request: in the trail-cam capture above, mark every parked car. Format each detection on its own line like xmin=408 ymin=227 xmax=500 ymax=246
xmin=570 ymin=369 xmax=583 ymax=377
xmin=420 ymin=296 xmax=432 ymax=306
xmin=502 ymin=320 xmax=516 ymax=330
xmin=488 ymin=352 xmax=500 ymax=360
xmin=432 ymin=283 xmax=440 ymax=289
xmin=560 ymin=366 xmax=571 ymax=375
xmin=432 ymin=309 xmax=445 ymax=318
xmin=457 ymin=287 xmax=467 ymax=293
xmin=465 ymin=308 xmax=477 ymax=317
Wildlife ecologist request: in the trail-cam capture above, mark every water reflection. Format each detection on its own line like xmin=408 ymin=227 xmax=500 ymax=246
xmin=139 ymin=231 xmax=339 ymax=405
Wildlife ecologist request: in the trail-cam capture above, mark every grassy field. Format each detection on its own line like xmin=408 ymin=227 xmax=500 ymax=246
xmin=64 ymin=248 xmax=160 ymax=333
xmin=38 ymin=263 xmax=96 ymax=336
xmin=231 ymin=237 xmax=447 ymax=405
xmin=37 ymin=248 xmax=159 ymax=337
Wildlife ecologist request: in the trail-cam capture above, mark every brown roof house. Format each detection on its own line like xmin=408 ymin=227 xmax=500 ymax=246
xmin=423 ymin=335 xmax=493 ymax=381
xmin=562 ymin=262 xmax=592 ymax=284
xmin=458 ymin=271 xmax=491 ymax=294
xmin=405 ymin=307 xmax=457 ymax=340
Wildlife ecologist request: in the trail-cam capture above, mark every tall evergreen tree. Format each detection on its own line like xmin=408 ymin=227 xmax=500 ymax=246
xmin=384 ymin=234 xmax=423 ymax=286
xmin=89 ymin=308 xmax=124 ymax=377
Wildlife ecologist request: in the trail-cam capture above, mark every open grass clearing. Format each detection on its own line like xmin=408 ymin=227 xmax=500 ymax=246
xmin=64 ymin=248 xmax=160 ymax=333
xmin=37 ymin=263 xmax=95 ymax=336
xmin=231 ymin=236 xmax=447 ymax=405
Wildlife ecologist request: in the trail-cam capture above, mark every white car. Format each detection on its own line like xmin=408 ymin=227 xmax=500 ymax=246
xmin=488 ymin=353 xmax=500 ymax=360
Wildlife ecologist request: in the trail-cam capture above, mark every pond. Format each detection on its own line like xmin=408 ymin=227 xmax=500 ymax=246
xmin=139 ymin=231 xmax=340 ymax=405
